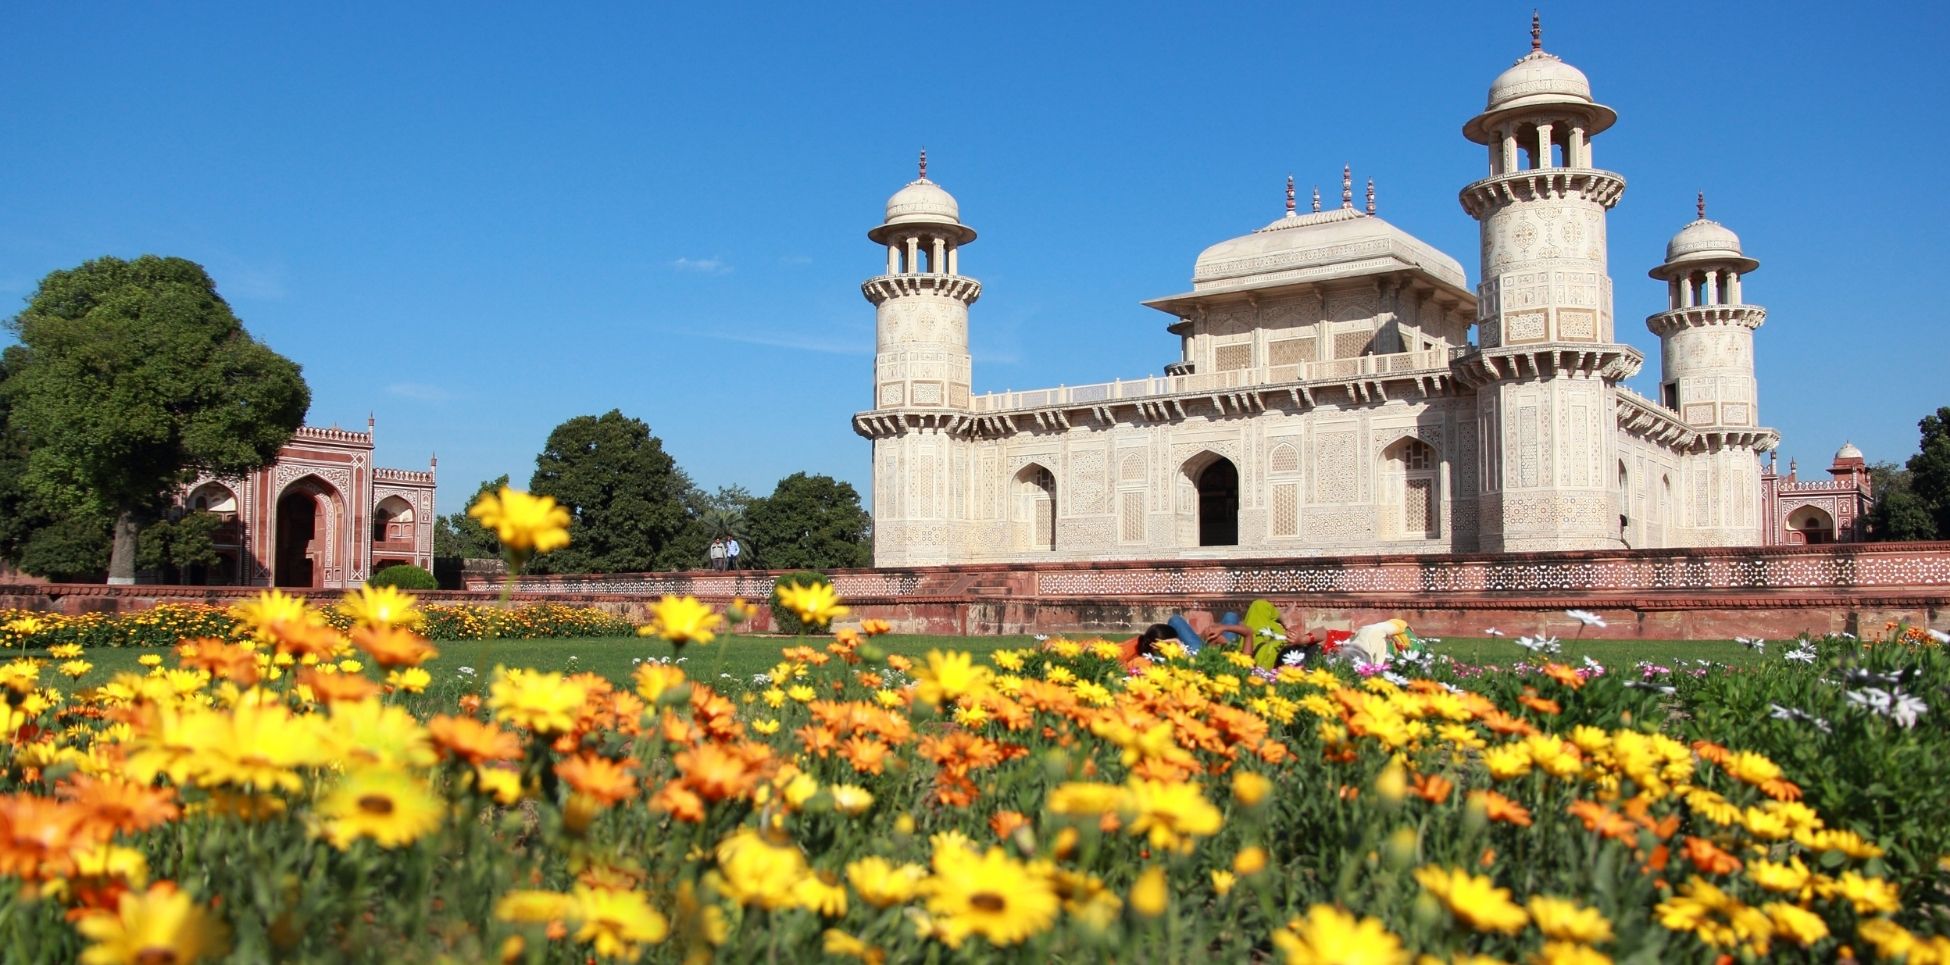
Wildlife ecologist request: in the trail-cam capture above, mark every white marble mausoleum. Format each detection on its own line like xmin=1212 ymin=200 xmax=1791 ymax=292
xmin=852 ymin=22 xmax=1834 ymax=567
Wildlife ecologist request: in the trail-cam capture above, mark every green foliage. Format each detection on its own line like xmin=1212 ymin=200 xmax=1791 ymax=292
xmin=136 ymin=510 xmax=224 ymax=582
xmin=744 ymin=472 xmax=871 ymax=570
xmin=768 ymin=569 xmax=830 ymax=635
xmin=662 ymin=484 xmax=757 ymax=570
xmin=433 ymin=475 xmax=506 ymax=559
xmin=0 ymin=256 xmax=309 ymax=580
xmin=366 ymin=563 xmax=438 ymax=590
xmin=1910 ymin=407 xmax=1950 ymax=538
xmin=526 ymin=410 xmax=689 ymax=575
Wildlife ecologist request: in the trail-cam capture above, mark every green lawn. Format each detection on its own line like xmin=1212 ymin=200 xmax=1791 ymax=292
xmin=1427 ymin=636 xmax=1759 ymax=667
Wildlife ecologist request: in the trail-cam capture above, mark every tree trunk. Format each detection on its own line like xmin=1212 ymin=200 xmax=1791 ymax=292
xmin=107 ymin=510 xmax=139 ymax=585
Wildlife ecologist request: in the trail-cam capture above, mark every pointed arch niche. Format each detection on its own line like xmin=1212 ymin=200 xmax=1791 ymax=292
xmin=1379 ymin=437 xmax=1439 ymax=540
xmin=1013 ymin=464 xmax=1056 ymax=552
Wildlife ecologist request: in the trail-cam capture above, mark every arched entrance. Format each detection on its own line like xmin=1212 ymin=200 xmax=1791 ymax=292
xmin=1786 ymin=505 xmax=1836 ymax=545
xmin=275 ymin=477 xmax=340 ymax=588
xmin=1196 ymin=458 xmax=1239 ymax=546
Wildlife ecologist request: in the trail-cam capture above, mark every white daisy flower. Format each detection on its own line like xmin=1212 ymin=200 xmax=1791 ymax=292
xmin=1484 ymin=628 xmax=1505 ymax=637
xmin=1735 ymin=636 xmax=1766 ymax=653
xmin=1566 ymin=610 xmax=1606 ymax=628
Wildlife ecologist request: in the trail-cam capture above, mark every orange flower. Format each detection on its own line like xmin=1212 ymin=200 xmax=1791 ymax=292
xmin=0 ymin=794 xmax=98 ymax=880
xmin=1760 ymin=778 xmax=1803 ymax=803
xmin=428 ymin=715 xmax=524 ymax=764
xmin=1541 ymin=662 xmax=1586 ymax=690
xmin=350 ymin=625 xmax=439 ymax=669
xmin=1691 ymin=740 xmax=1731 ymax=766
xmin=555 ymin=755 xmax=638 ymax=806
xmin=674 ymin=744 xmax=758 ymax=802
xmin=1469 ymin=790 xmax=1533 ymax=827
xmin=1681 ymin=836 xmax=1742 ymax=875
xmin=1517 ymin=694 xmax=1563 ymax=716
xmin=649 ymin=782 xmax=706 ymax=823
xmin=1410 ymin=772 xmax=1454 ymax=804
xmin=1480 ymin=709 xmax=1538 ymax=736
xmin=884 ymin=655 xmax=913 ymax=673
xmin=174 ymin=638 xmax=260 ymax=686
xmin=841 ymin=737 xmax=890 ymax=776
xmin=1567 ymin=800 xmax=1640 ymax=843
xmin=55 ymin=775 xmax=179 ymax=836
xmin=299 ymin=667 xmax=380 ymax=705
xmin=989 ymin=810 xmax=1029 ymax=840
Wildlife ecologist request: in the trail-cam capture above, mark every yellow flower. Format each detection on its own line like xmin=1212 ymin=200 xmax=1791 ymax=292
xmin=794 ymin=871 xmax=849 ymax=918
xmin=716 ymin=829 xmax=809 ymax=910
xmin=1125 ymin=779 xmax=1222 ymax=852
xmin=228 ymin=588 xmax=316 ymax=640
xmin=386 ymin=667 xmax=431 ymax=693
xmin=318 ymin=767 xmax=443 ymax=849
xmin=1210 ymin=869 xmax=1237 ymax=897
xmin=1483 ymin=742 xmax=1533 ymax=780
xmin=1794 ymin=826 xmax=1884 ymax=859
xmin=830 ymin=784 xmax=875 ymax=816
xmin=474 ymin=766 xmax=523 ymax=805
xmin=59 ymin=660 xmax=93 ymax=679
xmin=495 ymin=889 xmax=575 ymax=924
xmin=1130 ymin=865 xmax=1169 ymax=917
xmin=774 ymin=580 xmax=849 ymax=628
xmin=137 ymin=654 xmax=163 ymax=668
xmin=1532 ymin=943 xmax=1613 ymax=965
xmin=1746 ymin=856 xmax=1813 ymax=899
xmin=1413 ymin=866 xmax=1528 ymax=935
xmin=923 ymin=844 xmax=1059 ymax=948
xmin=638 ymin=595 xmax=724 ymax=647
xmin=1234 ymin=846 xmax=1269 ymax=876
xmin=1272 ymin=904 xmax=1408 ymax=965
xmin=76 ymin=883 xmax=230 ymax=965
xmin=847 ymin=856 xmax=925 ymax=907
xmin=752 ymin=718 xmax=781 ymax=735
xmin=468 ymin=486 xmax=572 ymax=555
xmin=48 ymin=643 xmax=84 ymax=659
xmin=786 ymin=684 xmax=816 ymax=703
xmin=822 ymin=929 xmax=884 ymax=964
xmin=489 ymin=668 xmax=589 ymax=736
xmin=1526 ymin=895 xmax=1614 ymax=944
xmin=1232 ymin=770 xmax=1273 ymax=808
xmin=1722 ymin=750 xmax=1782 ymax=786
xmin=1761 ymin=902 xmax=1827 ymax=947
xmin=572 ymin=885 xmax=668 ymax=959
xmin=914 ymin=650 xmax=991 ymax=707
xmin=337 ymin=585 xmax=425 ymax=630
xmin=1828 ymin=870 xmax=1900 ymax=915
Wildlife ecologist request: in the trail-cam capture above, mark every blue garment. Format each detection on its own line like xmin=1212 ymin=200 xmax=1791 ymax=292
xmin=1167 ymin=614 xmax=1203 ymax=654
xmin=1219 ymin=610 xmax=1243 ymax=646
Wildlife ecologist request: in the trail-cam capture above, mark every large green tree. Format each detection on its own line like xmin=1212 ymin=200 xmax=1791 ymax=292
xmin=1907 ymin=407 xmax=1950 ymax=538
xmin=1 ymin=256 xmax=309 ymax=582
xmin=433 ymin=475 xmax=508 ymax=560
xmin=526 ymin=410 xmax=689 ymax=574
xmin=744 ymin=472 xmax=871 ymax=570
xmin=661 ymin=484 xmax=758 ymax=570
xmin=1866 ymin=461 xmax=1936 ymax=541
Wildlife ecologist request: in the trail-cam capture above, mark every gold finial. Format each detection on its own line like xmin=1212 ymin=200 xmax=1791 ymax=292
xmin=918 ymin=148 xmax=927 ymax=180
xmin=1341 ymin=164 xmax=1352 ymax=208
xmin=1365 ymin=179 xmax=1375 ymax=215
xmin=1531 ymin=10 xmax=1542 ymax=51
xmin=1285 ymin=175 xmax=1295 ymax=213
xmin=1311 ymin=185 xmax=1321 ymax=213
xmin=1697 ymin=191 xmax=1706 ymax=220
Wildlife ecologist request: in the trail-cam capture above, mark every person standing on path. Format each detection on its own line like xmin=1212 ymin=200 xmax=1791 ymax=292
xmin=726 ymin=537 xmax=742 ymax=570
xmin=708 ymin=538 xmax=726 ymax=571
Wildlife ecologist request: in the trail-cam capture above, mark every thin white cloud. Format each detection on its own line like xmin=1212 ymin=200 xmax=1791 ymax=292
xmin=662 ymin=326 xmax=870 ymax=356
xmin=669 ymin=256 xmax=733 ymax=275
xmin=385 ymin=382 xmax=457 ymax=402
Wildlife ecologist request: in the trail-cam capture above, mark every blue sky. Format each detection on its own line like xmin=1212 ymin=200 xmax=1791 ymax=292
xmin=3 ymin=2 xmax=1944 ymax=514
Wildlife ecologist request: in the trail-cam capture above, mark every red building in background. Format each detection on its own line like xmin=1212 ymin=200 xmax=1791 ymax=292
xmin=1760 ymin=443 xmax=1873 ymax=545
xmin=180 ymin=419 xmax=435 ymax=588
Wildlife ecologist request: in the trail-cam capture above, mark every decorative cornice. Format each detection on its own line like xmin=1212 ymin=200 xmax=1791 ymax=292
xmin=1645 ymin=304 xmax=1767 ymax=337
xmin=861 ymin=274 xmax=982 ymax=307
xmin=1459 ymin=169 xmax=1627 ymax=217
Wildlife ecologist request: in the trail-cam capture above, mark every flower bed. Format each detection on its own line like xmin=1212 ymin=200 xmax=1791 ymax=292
xmin=0 ymin=600 xmax=635 ymax=648
xmin=0 ymin=585 xmax=1945 ymax=962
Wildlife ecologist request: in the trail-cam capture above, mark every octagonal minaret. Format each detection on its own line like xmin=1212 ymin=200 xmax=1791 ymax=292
xmin=1648 ymin=195 xmax=1777 ymax=543
xmin=852 ymin=151 xmax=981 ymax=566
xmin=1458 ymin=15 xmax=1640 ymax=552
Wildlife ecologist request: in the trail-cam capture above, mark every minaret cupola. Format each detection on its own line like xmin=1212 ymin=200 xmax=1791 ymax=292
xmin=1646 ymin=194 xmax=1775 ymax=451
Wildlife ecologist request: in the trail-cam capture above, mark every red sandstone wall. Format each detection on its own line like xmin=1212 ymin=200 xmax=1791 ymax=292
xmin=9 ymin=542 xmax=1950 ymax=639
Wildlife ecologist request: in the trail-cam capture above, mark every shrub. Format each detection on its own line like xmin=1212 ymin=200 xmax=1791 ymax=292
xmin=367 ymin=564 xmax=439 ymax=590
xmin=768 ymin=570 xmax=830 ymax=635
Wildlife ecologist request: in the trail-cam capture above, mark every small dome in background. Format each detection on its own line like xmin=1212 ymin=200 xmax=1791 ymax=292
xmin=1834 ymin=441 xmax=1865 ymax=463
xmin=1486 ymin=50 xmax=1597 ymax=114
xmin=1666 ymin=219 xmax=1746 ymax=264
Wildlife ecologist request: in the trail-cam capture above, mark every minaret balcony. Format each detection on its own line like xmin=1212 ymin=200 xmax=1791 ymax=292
xmin=1645 ymin=304 xmax=1766 ymax=337
xmin=861 ymin=273 xmax=982 ymax=307
xmin=1459 ymin=168 xmax=1626 ymax=218
xmin=1451 ymin=342 xmax=1642 ymax=387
